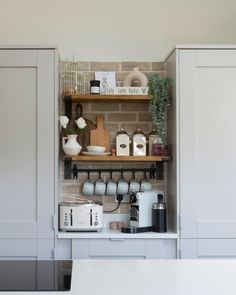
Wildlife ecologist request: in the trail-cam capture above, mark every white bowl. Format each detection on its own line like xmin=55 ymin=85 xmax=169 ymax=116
xmin=87 ymin=145 xmax=106 ymax=153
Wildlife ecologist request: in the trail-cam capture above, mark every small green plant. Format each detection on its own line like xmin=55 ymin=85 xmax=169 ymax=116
xmin=148 ymin=74 xmax=170 ymax=145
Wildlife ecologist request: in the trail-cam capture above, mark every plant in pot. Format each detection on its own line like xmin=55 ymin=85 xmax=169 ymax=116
xmin=59 ymin=115 xmax=87 ymax=156
xmin=148 ymin=74 xmax=170 ymax=156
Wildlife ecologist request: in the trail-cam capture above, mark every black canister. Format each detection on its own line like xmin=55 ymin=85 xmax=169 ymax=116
xmin=152 ymin=194 xmax=167 ymax=232
xmin=90 ymin=80 xmax=100 ymax=94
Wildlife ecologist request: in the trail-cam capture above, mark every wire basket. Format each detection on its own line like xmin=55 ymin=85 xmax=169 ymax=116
xmin=60 ymin=61 xmax=90 ymax=95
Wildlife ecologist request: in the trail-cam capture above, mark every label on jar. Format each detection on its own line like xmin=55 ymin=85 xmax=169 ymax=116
xmin=120 ymin=144 xmax=127 ymax=149
xmin=90 ymin=86 xmax=100 ymax=94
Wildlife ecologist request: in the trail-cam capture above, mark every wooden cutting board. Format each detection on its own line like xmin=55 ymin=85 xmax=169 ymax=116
xmin=76 ymin=103 xmax=96 ymax=151
xmin=90 ymin=115 xmax=110 ymax=152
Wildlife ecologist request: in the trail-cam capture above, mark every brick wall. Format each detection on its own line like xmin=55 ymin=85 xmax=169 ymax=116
xmin=60 ymin=61 xmax=167 ymax=214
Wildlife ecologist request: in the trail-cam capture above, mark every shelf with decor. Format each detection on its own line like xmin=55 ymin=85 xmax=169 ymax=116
xmin=63 ymin=94 xmax=149 ymax=117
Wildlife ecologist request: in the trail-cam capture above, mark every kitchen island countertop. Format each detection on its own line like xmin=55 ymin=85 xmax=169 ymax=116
xmin=1 ymin=259 xmax=236 ymax=294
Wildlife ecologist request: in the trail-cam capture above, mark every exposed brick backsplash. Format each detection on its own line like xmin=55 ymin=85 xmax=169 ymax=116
xmin=59 ymin=60 xmax=166 ymax=216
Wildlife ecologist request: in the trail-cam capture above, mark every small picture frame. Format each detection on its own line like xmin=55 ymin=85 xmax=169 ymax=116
xmin=95 ymin=72 xmax=116 ymax=94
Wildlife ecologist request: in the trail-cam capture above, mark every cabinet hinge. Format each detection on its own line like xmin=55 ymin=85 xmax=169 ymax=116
xmin=52 ymin=248 xmax=56 ymax=259
xmin=52 ymin=214 xmax=57 ymax=231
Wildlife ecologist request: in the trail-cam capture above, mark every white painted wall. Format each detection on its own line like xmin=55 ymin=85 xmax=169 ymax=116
xmin=0 ymin=0 xmax=236 ymax=61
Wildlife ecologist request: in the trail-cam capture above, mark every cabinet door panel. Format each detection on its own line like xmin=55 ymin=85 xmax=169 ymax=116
xmin=0 ymin=49 xmax=56 ymax=254
xmin=179 ymin=50 xmax=236 ymax=239
xmin=181 ymin=239 xmax=236 ymax=259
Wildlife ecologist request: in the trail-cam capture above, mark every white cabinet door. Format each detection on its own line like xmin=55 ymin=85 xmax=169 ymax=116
xmin=0 ymin=49 xmax=57 ymax=258
xmin=181 ymin=239 xmax=236 ymax=259
xmin=179 ymin=49 xmax=236 ymax=239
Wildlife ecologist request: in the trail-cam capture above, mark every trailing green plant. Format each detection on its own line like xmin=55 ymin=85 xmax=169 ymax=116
xmin=148 ymin=74 xmax=170 ymax=145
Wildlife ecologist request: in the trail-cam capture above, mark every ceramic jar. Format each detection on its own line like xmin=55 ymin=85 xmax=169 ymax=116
xmin=132 ymin=128 xmax=147 ymax=156
xmin=116 ymin=128 xmax=130 ymax=156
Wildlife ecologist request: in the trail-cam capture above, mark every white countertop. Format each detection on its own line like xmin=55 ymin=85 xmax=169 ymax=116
xmin=72 ymin=259 xmax=236 ymax=295
xmin=2 ymin=259 xmax=236 ymax=294
xmin=58 ymin=228 xmax=177 ymax=239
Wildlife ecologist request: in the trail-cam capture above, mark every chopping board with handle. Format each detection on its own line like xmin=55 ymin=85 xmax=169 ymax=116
xmin=76 ymin=103 xmax=96 ymax=151
xmin=90 ymin=115 xmax=110 ymax=152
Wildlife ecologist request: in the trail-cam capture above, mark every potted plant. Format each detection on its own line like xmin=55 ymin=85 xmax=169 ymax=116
xmin=148 ymin=74 xmax=170 ymax=155
xmin=59 ymin=115 xmax=87 ymax=156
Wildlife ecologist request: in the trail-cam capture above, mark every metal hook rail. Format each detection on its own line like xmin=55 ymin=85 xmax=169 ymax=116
xmin=64 ymin=159 xmax=164 ymax=180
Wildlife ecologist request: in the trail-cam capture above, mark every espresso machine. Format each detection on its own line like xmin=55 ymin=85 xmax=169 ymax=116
xmin=122 ymin=191 xmax=164 ymax=233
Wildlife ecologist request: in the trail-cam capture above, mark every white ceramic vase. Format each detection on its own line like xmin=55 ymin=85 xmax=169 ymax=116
xmin=62 ymin=134 xmax=82 ymax=156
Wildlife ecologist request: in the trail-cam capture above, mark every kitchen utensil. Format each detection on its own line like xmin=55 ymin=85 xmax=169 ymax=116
xmin=59 ymin=200 xmax=103 ymax=232
xmin=117 ymin=171 xmax=129 ymax=195
xmin=87 ymin=145 xmax=106 ymax=153
xmin=140 ymin=170 xmax=152 ymax=191
xmin=90 ymin=115 xmax=110 ymax=152
xmin=130 ymin=191 xmax=162 ymax=228
xmin=129 ymin=170 xmax=140 ymax=193
xmin=106 ymin=171 xmax=117 ymax=196
xmin=82 ymin=171 xmax=94 ymax=196
xmin=132 ymin=128 xmax=147 ymax=156
xmin=152 ymin=194 xmax=167 ymax=232
xmin=94 ymin=171 xmax=106 ymax=196
xmin=62 ymin=134 xmax=82 ymax=156
xmin=76 ymin=103 xmax=96 ymax=151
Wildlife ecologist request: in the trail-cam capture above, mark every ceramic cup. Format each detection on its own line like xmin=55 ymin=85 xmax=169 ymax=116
xmin=117 ymin=179 xmax=129 ymax=195
xmin=140 ymin=180 xmax=152 ymax=191
xmin=106 ymin=180 xmax=117 ymax=196
xmin=94 ymin=180 xmax=106 ymax=196
xmin=129 ymin=179 xmax=140 ymax=193
xmin=82 ymin=179 xmax=94 ymax=196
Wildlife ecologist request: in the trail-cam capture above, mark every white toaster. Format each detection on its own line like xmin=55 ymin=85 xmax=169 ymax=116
xmin=59 ymin=201 xmax=103 ymax=232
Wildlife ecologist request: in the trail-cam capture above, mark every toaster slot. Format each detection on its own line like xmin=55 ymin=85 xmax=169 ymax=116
xmin=70 ymin=209 xmax=73 ymax=226
xmin=90 ymin=209 xmax=92 ymax=226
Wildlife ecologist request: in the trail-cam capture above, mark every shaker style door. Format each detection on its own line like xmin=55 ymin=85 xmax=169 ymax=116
xmin=0 ymin=49 xmax=55 ymax=245
xmin=179 ymin=49 xmax=236 ymax=239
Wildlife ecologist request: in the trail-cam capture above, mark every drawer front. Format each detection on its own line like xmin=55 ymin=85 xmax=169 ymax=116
xmin=72 ymin=239 xmax=145 ymax=258
xmin=89 ymin=239 xmax=146 ymax=256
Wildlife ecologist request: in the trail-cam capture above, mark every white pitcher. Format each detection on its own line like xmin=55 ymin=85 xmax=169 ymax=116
xmin=62 ymin=134 xmax=82 ymax=156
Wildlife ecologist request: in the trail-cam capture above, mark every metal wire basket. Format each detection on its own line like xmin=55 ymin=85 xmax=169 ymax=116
xmin=60 ymin=61 xmax=90 ymax=95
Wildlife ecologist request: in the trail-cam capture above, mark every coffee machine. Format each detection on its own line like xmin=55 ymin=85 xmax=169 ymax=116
xmin=130 ymin=191 xmax=163 ymax=227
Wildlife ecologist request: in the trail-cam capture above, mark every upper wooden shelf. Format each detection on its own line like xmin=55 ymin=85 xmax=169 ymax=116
xmin=64 ymin=155 xmax=170 ymax=162
xmin=63 ymin=94 xmax=150 ymax=102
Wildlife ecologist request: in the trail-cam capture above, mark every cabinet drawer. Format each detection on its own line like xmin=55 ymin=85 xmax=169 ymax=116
xmin=89 ymin=239 xmax=145 ymax=257
xmin=72 ymin=239 xmax=145 ymax=258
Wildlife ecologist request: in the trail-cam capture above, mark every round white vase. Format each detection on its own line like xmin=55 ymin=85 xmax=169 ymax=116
xmin=62 ymin=134 xmax=82 ymax=156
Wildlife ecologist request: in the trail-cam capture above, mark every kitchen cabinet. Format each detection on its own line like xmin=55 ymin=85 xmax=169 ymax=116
xmin=0 ymin=47 xmax=58 ymax=259
xmin=67 ymin=238 xmax=176 ymax=259
xmin=166 ymin=45 xmax=236 ymax=258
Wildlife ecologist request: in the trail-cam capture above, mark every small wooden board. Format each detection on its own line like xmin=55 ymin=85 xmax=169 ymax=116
xmin=90 ymin=115 xmax=110 ymax=152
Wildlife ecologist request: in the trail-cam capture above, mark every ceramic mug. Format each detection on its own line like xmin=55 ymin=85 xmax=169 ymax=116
xmin=117 ymin=179 xmax=129 ymax=195
xmin=106 ymin=180 xmax=117 ymax=196
xmin=82 ymin=179 xmax=94 ymax=196
xmin=140 ymin=180 xmax=152 ymax=191
xmin=129 ymin=179 xmax=140 ymax=193
xmin=94 ymin=180 xmax=106 ymax=196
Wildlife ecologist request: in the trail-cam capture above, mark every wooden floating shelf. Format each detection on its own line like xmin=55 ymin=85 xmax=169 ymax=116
xmin=64 ymin=155 xmax=171 ymax=162
xmin=63 ymin=94 xmax=150 ymax=102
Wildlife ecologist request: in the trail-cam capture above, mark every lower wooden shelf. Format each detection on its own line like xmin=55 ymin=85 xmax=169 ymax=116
xmin=64 ymin=155 xmax=171 ymax=162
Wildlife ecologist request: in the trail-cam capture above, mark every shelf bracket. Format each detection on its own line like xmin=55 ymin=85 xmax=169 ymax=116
xmin=64 ymin=157 xmax=72 ymax=179
xmin=155 ymin=162 xmax=164 ymax=180
xmin=64 ymin=95 xmax=72 ymax=118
